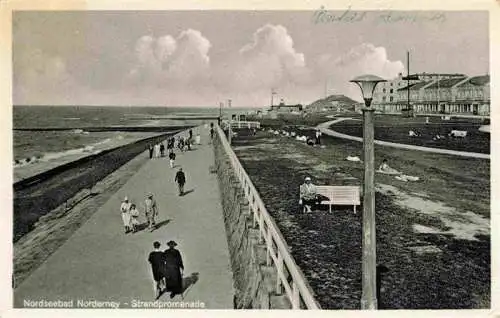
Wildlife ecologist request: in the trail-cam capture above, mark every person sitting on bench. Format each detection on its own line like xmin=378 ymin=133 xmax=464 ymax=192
xmin=299 ymin=176 xmax=321 ymax=213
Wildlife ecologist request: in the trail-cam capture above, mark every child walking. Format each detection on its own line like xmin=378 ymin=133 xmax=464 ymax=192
xmin=169 ymin=151 xmax=176 ymax=168
xmin=129 ymin=203 xmax=140 ymax=233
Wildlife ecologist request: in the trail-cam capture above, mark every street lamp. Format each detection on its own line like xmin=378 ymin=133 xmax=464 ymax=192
xmin=228 ymin=99 xmax=232 ymax=145
xmin=350 ymin=74 xmax=386 ymax=310
xmin=219 ymin=101 xmax=223 ymax=126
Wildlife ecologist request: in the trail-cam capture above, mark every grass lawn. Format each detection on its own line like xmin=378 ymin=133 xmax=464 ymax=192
xmin=232 ymin=124 xmax=490 ymax=309
xmin=332 ymin=114 xmax=490 ymax=154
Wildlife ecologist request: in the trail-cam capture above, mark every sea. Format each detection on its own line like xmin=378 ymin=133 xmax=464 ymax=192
xmin=13 ymin=105 xmax=257 ymax=181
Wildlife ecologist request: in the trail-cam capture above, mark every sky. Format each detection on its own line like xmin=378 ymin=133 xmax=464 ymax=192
xmin=12 ymin=10 xmax=489 ymax=107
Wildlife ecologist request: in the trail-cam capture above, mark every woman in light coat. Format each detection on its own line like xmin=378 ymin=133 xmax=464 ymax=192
xmin=154 ymin=143 xmax=161 ymax=158
xmin=120 ymin=197 xmax=132 ymax=233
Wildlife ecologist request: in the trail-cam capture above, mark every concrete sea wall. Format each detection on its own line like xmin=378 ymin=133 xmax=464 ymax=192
xmin=213 ymin=134 xmax=292 ymax=309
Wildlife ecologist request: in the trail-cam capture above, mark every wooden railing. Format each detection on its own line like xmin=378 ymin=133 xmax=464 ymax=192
xmin=222 ymin=120 xmax=261 ymax=129
xmin=215 ymin=125 xmax=320 ymax=309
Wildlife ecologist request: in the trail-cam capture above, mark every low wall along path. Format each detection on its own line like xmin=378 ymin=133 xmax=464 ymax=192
xmin=14 ymin=124 xmax=320 ymax=309
xmin=14 ymin=126 xmax=234 ymax=309
xmin=213 ymin=126 xmax=320 ymax=309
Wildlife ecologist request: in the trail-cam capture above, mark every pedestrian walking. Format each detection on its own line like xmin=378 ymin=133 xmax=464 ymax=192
xmin=169 ymin=151 xmax=176 ymax=168
xmin=174 ymin=168 xmax=186 ymax=196
xmin=168 ymin=138 xmax=174 ymax=153
xmin=154 ymin=143 xmax=161 ymax=158
xmin=120 ymin=196 xmax=132 ymax=233
xmin=178 ymin=138 xmax=184 ymax=152
xmin=189 ymin=129 xmax=193 ymax=140
xmin=166 ymin=138 xmax=171 ymax=152
xmin=148 ymin=144 xmax=154 ymax=159
xmin=315 ymin=129 xmax=322 ymax=145
xmin=148 ymin=241 xmax=166 ymax=299
xmin=210 ymin=127 xmax=215 ymax=140
xmin=160 ymin=143 xmax=165 ymax=157
xmin=144 ymin=193 xmax=158 ymax=232
xmin=129 ymin=203 xmax=140 ymax=233
xmin=163 ymin=240 xmax=184 ymax=299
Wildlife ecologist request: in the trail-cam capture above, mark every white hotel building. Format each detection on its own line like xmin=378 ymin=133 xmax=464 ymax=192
xmin=372 ymin=73 xmax=490 ymax=116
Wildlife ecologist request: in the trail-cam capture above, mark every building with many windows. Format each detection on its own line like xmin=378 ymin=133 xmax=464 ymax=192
xmin=373 ymin=73 xmax=489 ymax=116
xmin=372 ymin=73 xmax=409 ymax=107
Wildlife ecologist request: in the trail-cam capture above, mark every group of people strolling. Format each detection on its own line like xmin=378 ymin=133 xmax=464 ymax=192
xmin=148 ymin=143 xmax=165 ymax=159
xmin=148 ymin=240 xmax=185 ymax=299
xmin=148 ymin=129 xmax=202 ymax=160
xmin=120 ymin=193 xmax=159 ymax=233
xmin=175 ymin=129 xmax=202 ymax=152
xmin=125 ymin=127 xmax=213 ymax=299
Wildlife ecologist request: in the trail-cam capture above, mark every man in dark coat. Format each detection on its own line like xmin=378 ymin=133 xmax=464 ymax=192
xmin=148 ymin=144 xmax=154 ymax=159
xmin=174 ymin=168 xmax=186 ymax=196
xmin=160 ymin=143 xmax=165 ymax=157
xmin=148 ymin=241 xmax=166 ymax=298
xmin=167 ymin=138 xmax=173 ymax=153
xmin=163 ymin=240 xmax=184 ymax=299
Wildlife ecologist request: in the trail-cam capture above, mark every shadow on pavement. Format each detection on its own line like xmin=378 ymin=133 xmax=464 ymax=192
xmin=153 ymin=219 xmax=172 ymax=231
xmin=182 ymin=272 xmax=200 ymax=295
xmin=155 ymin=272 xmax=199 ymax=300
xmin=181 ymin=189 xmax=195 ymax=196
xmin=132 ymin=223 xmax=149 ymax=233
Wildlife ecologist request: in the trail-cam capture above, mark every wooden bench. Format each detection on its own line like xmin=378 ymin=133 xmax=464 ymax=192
xmin=315 ymin=185 xmax=361 ymax=214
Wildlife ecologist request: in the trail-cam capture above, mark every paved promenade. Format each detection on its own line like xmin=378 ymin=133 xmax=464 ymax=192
xmin=318 ymin=118 xmax=490 ymax=159
xmin=14 ymin=127 xmax=234 ymax=309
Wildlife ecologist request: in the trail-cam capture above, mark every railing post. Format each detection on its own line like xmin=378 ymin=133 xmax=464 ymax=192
xmin=259 ymin=213 xmax=264 ymax=243
xmin=292 ymin=281 xmax=300 ymax=309
xmin=276 ymin=253 xmax=283 ymax=294
xmin=266 ymin=228 xmax=272 ymax=266
xmin=253 ymin=207 xmax=258 ymax=228
xmin=216 ymin=121 xmax=320 ymax=309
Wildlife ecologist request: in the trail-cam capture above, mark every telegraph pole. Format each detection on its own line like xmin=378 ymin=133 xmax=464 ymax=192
xmin=407 ymin=51 xmax=410 ymax=115
xmin=402 ymin=51 xmax=420 ymax=117
xmin=437 ymin=74 xmax=440 ymax=113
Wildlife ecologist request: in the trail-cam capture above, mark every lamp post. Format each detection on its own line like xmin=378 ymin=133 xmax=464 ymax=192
xmin=350 ymin=74 xmax=386 ymax=310
xmin=228 ymin=99 xmax=232 ymax=145
xmin=219 ymin=101 xmax=223 ymax=126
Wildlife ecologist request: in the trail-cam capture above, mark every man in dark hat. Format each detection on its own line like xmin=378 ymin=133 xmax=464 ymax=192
xmin=174 ymin=168 xmax=186 ymax=196
xmin=163 ymin=240 xmax=184 ymax=299
xmin=148 ymin=241 xmax=166 ymax=299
